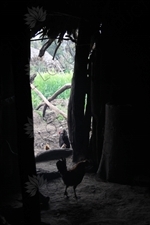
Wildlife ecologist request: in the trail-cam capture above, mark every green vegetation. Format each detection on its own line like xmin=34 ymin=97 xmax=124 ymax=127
xmin=31 ymin=72 xmax=72 ymax=109
xmin=30 ymin=37 xmax=75 ymax=109
xmin=56 ymin=114 xmax=65 ymax=121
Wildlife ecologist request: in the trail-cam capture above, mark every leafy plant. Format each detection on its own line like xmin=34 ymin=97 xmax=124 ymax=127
xmin=56 ymin=114 xmax=64 ymax=121
xmin=35 ymin=110 xmax=42 ymax=117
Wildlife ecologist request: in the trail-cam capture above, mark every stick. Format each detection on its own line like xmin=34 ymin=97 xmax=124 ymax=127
xmin=30 ymin=83 xmax=67 ymax=119
xmin=36 ymin=83 xmax=71 ymax=110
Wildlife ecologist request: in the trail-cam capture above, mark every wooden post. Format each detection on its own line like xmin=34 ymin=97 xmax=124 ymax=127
xmin=67 ymin=21 xmax=92 ymax=161
xmin=97 ymin=103 xmax=133 ymax=184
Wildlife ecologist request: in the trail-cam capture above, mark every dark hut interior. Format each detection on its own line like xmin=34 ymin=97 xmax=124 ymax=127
xmin=1 ymin=1 xmax=150 ymax=224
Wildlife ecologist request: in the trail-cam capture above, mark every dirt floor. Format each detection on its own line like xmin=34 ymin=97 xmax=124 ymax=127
xmin=33 ymin=99 xmax=69 ymax=154
xmin=40 ymin=173 xmax=150 ymax=225
xmin=33 ymin=100 xmax=150 ymax=225
xmin=1 ymin=99 xmax=150 ymax=225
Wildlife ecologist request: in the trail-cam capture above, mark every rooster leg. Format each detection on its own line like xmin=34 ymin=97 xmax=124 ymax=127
xmin=73 ymin=186 xmax=78 ymax=199
xmin=64 ymin=186 xmax=69 ymax=198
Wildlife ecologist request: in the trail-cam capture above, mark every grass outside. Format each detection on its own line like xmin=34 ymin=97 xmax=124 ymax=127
xmin=31 ymin=72 xmax=72 ymax=109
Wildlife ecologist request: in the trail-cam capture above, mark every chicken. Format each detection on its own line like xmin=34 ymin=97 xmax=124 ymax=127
xmin=56 ymin=158 xmax=89 ymax=199
xmin=44 ymin=143 xmax=50 ymax=150
xmin=59 ymin=129 xmax=70 ymax=148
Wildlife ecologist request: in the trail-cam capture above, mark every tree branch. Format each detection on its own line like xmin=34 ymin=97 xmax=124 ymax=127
xmin=38 ymin=38 xmax=55 ymax=57
xmin=36 ymin=83 xmax=71 ymax=110
xmin=31 ymin=83 xmax=67 ymax=119
xmin=53 ymin=41 xmax=62 ymax=60
xmin=30 ymin=73 xmax=37 ymax=83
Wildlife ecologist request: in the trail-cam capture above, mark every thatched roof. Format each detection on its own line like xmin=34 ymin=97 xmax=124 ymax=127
xmin=27 ymin=1 xmax=102 ymax=58
xmin=30 ymin=47 xmax=63 ymax=72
